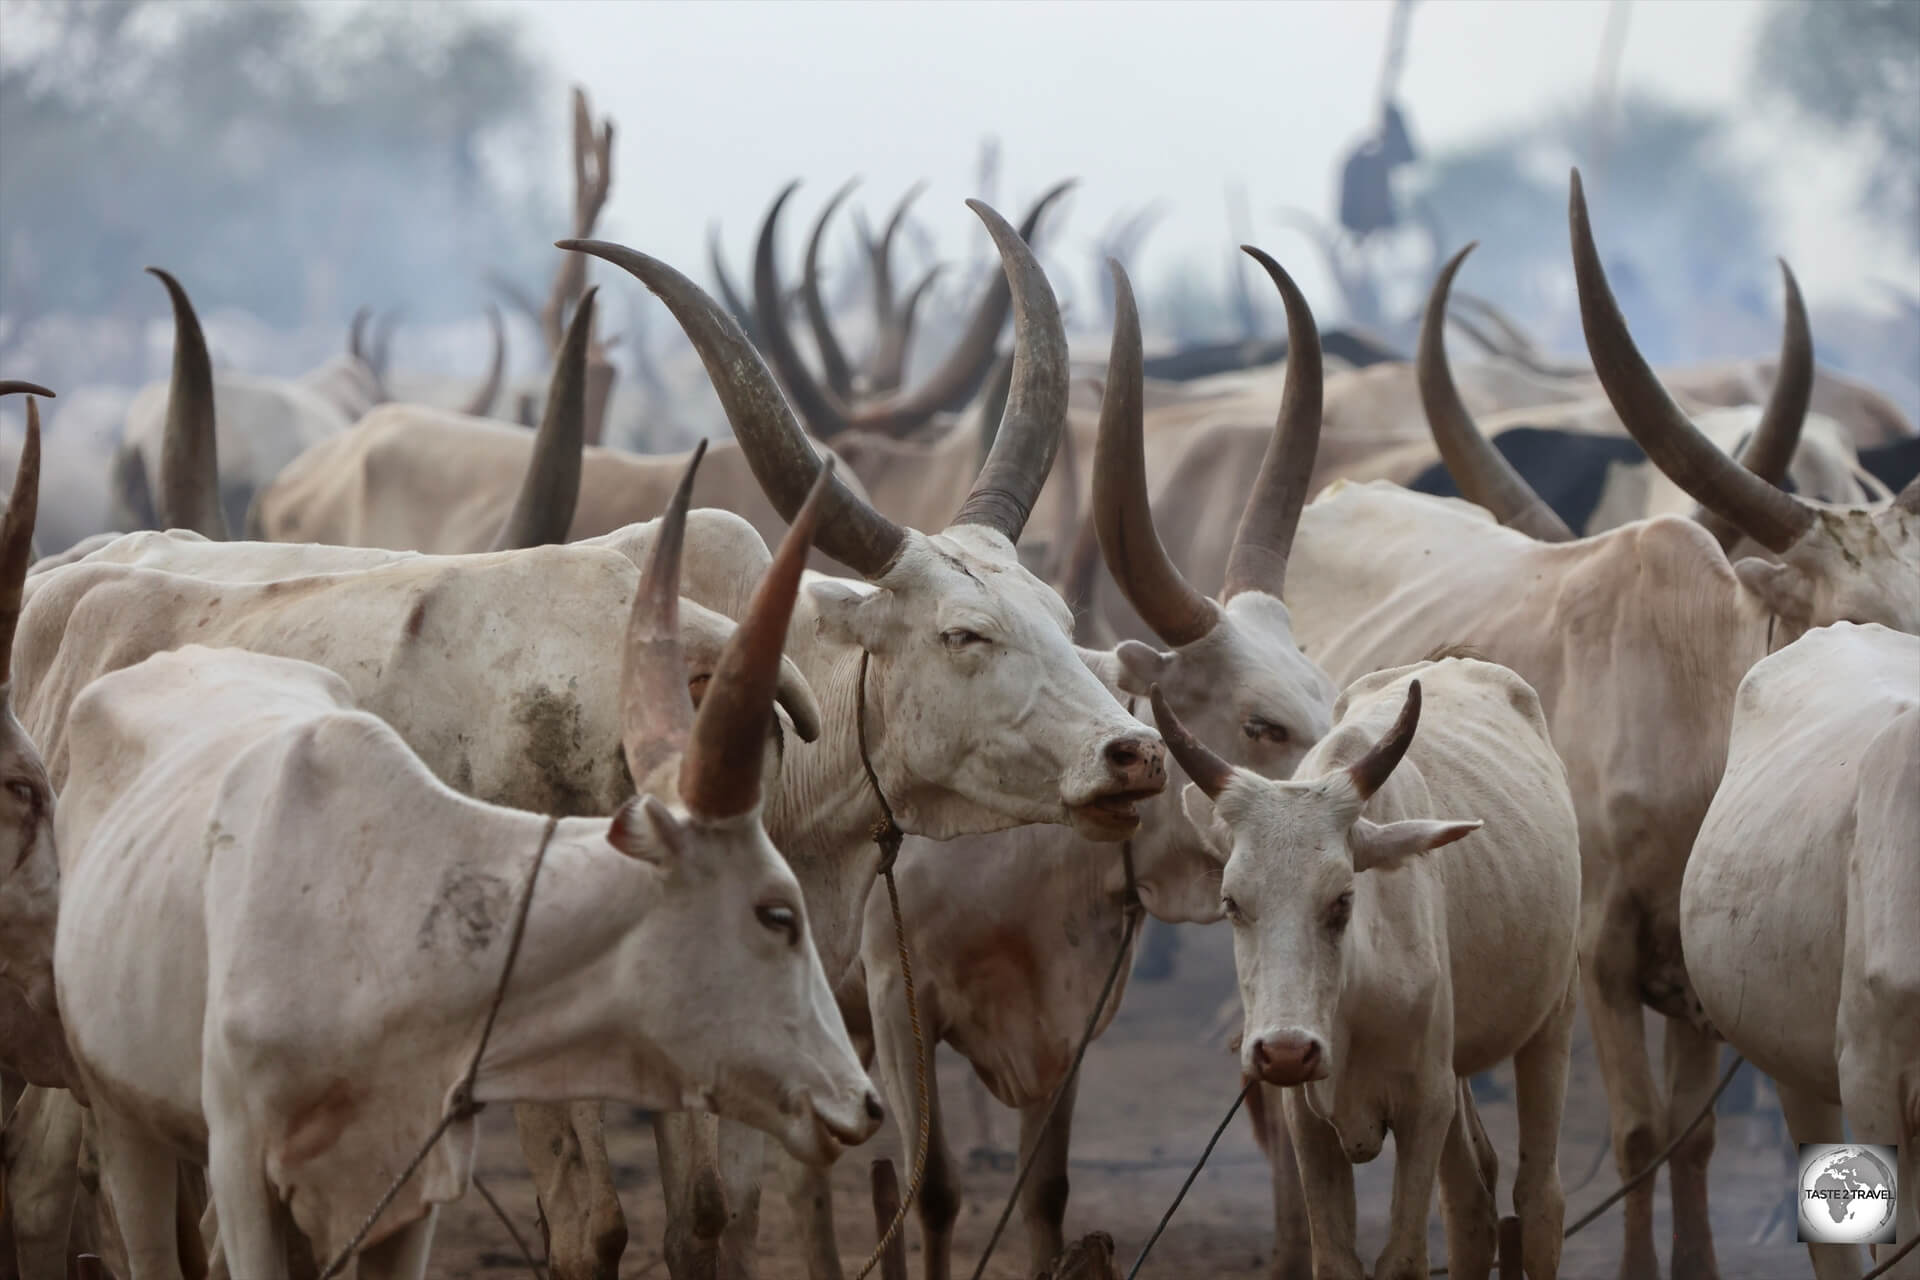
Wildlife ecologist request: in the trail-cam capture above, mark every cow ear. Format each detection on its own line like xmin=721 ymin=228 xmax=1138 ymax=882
xmin=1348 ymin=817 xmax=1480 ymax=873
xmin=1733 ymin=557 xmax=1813 ymax=622
xmin=608 ymin=794 xmax=688 ymax=867
xmin=808 ymin=578 xmax=891 ymax=650
xmin=1180 ymin=783 xmax=1232 ymax=859
xmin=1113 ymin=640 xmax=1173 ymax=696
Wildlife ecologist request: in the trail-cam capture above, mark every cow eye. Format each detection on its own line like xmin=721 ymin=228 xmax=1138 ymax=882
xmin=5 ymin=781 xmax=34 ymax=808
xmin=756 ymin=903 xmax=800 ymax=946
xmin=941 ymin=628 xmax=987 ymax=651
xmin=1242 ymin=718 xmax=1289 ymax=744
xmin=1326 ymin=891 xmax=1353 ymax=933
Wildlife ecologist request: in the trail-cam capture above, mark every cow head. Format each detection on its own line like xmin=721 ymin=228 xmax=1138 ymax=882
xmin=568 ymin=201 xmax=1166 ymax=844
xmin=1091 ymin=253 xmax=1338 ymax=794
xmin=0 ymin=393 xmax=57 ymax=1015
xmin=1154 ymin=681 xmax=1479 ymax=1088
xmin=609 ymin=458 xmax=881 ymax=1165
xmin=1564 ymin=172 xmax=1920 ymax=637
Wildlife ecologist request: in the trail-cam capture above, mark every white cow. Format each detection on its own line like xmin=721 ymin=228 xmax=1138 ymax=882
xmin=1159 ymin=660 xmax=1581 ymax=1280
xmin=48 ymin=466 xmax=881 ymax=1278
xmin=1681 ymin=622 xmax=1919 ymax=1280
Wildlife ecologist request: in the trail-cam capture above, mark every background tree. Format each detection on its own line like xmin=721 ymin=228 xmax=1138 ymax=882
xmin=1753 ymin=0 xmax=1920 ymax=264
xmin=0 ymin=0 xmax=554 ymax=377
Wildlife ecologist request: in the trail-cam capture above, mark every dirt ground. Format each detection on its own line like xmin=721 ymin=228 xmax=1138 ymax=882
xmin=434 ymin=926 xmax=1818 ymax=1279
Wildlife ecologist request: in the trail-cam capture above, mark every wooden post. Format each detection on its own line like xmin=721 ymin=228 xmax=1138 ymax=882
xmin=1497 ymin=1214 xmax=1524 ymax=1280
xmin=870 ymin=1157 xmax=907 ymax=1280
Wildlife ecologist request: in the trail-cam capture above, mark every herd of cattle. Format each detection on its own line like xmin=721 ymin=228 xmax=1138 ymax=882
xmin=0 ymin=160 xmax=1915 ymax=1280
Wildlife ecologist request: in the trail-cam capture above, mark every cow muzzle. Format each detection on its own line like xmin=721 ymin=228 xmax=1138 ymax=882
xmin=791 ymin=1085 xmax=885 ymax=1166
xmin=1066 ymin=732 xmax=1167 ymax=840
xmin=1250 ymin=1030 xmax=1328 ymax=1087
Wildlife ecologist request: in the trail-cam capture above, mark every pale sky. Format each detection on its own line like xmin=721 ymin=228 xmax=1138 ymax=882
xmin=483 ymin=0 xmax=1913 ymax=322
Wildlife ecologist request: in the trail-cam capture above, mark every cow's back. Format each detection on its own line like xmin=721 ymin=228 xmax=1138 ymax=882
xmin=16 ymin=548 xmax=646 ymax=816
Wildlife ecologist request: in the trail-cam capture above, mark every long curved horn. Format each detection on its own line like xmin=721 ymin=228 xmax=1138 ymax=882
xmin=864 ymin=181 xmax=928 ymax=392
xmin=147 ymin=267 xmax=227 ymax=540
xmin=1222 ymin=247 xmax=1325 ymax=600
xmin=0 ymin=382 xmax=53 ymax=399
xmin=1569 ymin=170 xmax=1815 ymax=553
xmin=1149 ymin=685 xmax=1234 ymax=800
xmin=801 ymin=178 xmax=861 ymax=402
xmin=459 ymin=303 xmax=508 ymax=419
xmin=1348 ymin=679 xmax=1421 ymax=801
xmin=756 ymin=182 xmax=1077 ymax=443
xmin=679 ymin=460 xmax=832 ymax=819
xmin=855 ymin=181 xmax=1075 ymax=435
xmin=369 ymin=307 xmax=402 ymax=379
xmin=0 ymin=396 xmax=41 ymax=672
xmin=490 ymin=288 xmax=593 ymax=550
xmin=562 ymin=237 xmax=910 ymax=578
xmin=950 ymin=199 xmax=1069 ymax=543
xmin=754 ymin=181 xmax=862 ymax=440
xmin=1093 ymin=260 xmax=1219 ymax=646
xmin=347 ymin=306 xmax=373 ymax=363
xmin=1694 ymin=261 xmax=1813 ymax=552
xmin=619 ymin=439 xmax=705 ymax=791
xmin=708 ymin=224 xmax=758 ymax=343
xmin=1418 ymin=246 xmax=1575 ymax=542
xmin=869 ymin=263 xmax=944 ymax=405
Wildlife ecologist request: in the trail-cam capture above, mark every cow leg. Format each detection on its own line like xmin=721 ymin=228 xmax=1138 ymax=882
xmin=1663 ymin=1017 xmax=1721 ymax=1279
xmin=1836 ymin=1046 xmax=1918 ymax=1278
xmin=1279 ymin=1090 xmax=1362 ymax=1280
xmin=1372 ymin=1076 xmax=1453 ymax=1280
xmin=1435 ymin=1086 xmax=1496 ymax=1280
xmin=1016 ymin=1071 xmax=1078 ymax=1274
xmin=1774 ymin=1082 xmax=1862 ymax=1280
xmin=773 ymin=1146 xmax=841 ymax=1280
xmin=514 ymin=1101 xmax=626 ymax=1280
xmin=1510 ymin=975 xmax=1574 ymax=1280
xmin=1839 ymin=974 xmax=1920 ymax=1278
xmin=354 ymin=1206 xmax=437 ymax=1280
xmin=870 ymin=968 xmax=950 ymax=1280
xmin=1246 ymin=1081 xmax=1309 ymax=1280
xmin=96 ymin=1105 xmax=190 ymax=1280
xmin=652 ymin=1110 xmax=727 ymax=1280
xmin=1580 ymin=889 xmax=1663 ymax=1280
xmin=4 ymin=1086 xmax=83 ymax=1280
xmin=715 ymin=1117 xmax=766 ymax=1280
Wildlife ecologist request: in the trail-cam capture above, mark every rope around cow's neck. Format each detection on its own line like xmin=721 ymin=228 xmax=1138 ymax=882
xmin=852 ymin=647 xmax=931 ymax=1280
xmin=318 ymin=815 xmax=560 ymax=1280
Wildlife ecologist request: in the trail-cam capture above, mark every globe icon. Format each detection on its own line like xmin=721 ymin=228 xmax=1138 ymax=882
xmin=1798 ymin=1144 xmax=1898 ymax=1245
